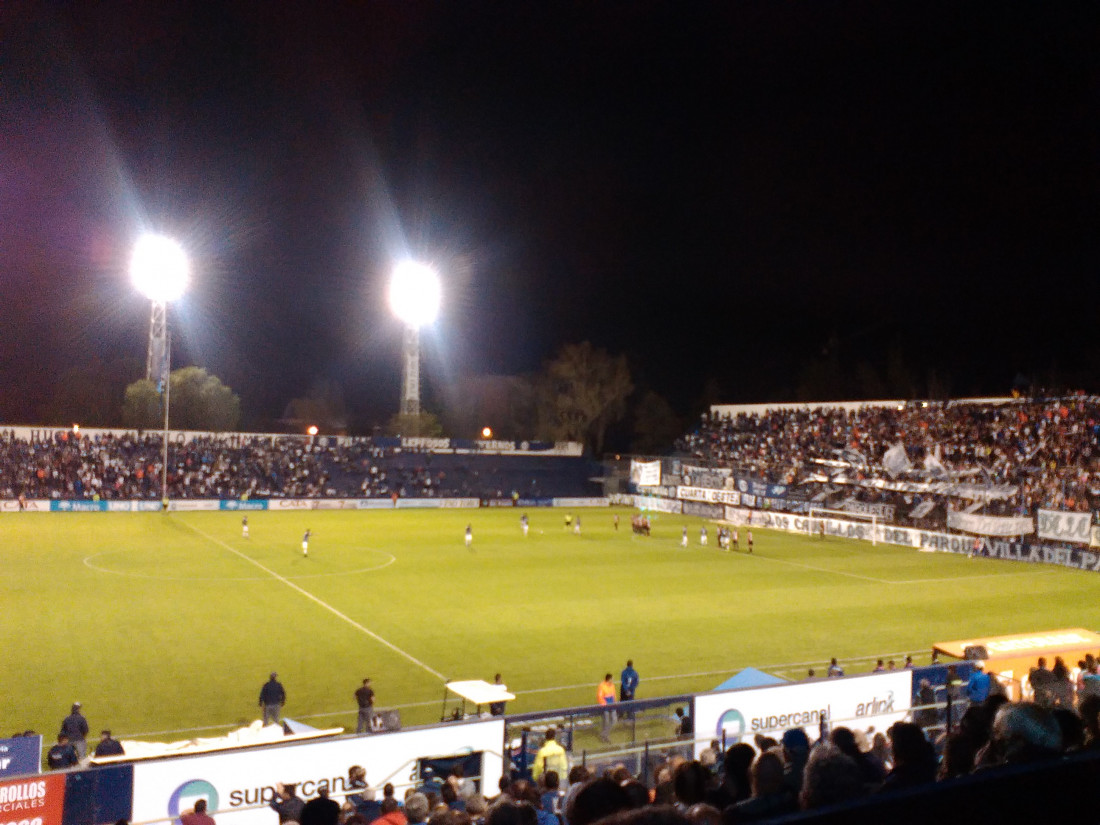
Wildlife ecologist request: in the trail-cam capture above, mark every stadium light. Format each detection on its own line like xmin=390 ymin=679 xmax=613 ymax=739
xmin=307 ymin=425 xmax=319 ymax=436
xmin=389 ymin=260 xmax=441 ymax=418
xmin=481 ymin=426 xmax=493 ymax=439
xmin=389 ymin=260 xmax=441 ymax=328
xmin=131 ymin=233 xmax=189 ymax=507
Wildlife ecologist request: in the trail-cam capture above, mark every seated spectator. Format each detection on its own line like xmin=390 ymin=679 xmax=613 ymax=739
xmin=371 ymin=799 xmax=407 ymax=825
xmin=982 ymin=702 xmax=1063 ymax=766
xmin=798 ymin=743 xmax=864 ymax=810
xmin=724 ymin=749 xmax=797 ymax=822
xmin=829 ymin=727 xmax=884 ymax=788
xmin=880 ymin=722 xmax=936 ymax=790
xmin=564 ymin=779 xmax=630 ymax=825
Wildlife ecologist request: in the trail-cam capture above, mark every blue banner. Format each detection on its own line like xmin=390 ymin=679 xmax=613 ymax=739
xmin=51 ymin=501 xmax=108 ymax=512
xmin=218 ymin=500 xmax=268 ymax=511
xmin=0 ymin=734 xmax=41 ymax=777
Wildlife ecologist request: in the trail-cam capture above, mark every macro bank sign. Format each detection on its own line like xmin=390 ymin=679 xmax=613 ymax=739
xmin=694 ymin=670 xmax=912 ymax=757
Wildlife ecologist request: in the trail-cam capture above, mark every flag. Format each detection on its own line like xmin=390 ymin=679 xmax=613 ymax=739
xmin=882 ymin=443 xmax=912 ymax=478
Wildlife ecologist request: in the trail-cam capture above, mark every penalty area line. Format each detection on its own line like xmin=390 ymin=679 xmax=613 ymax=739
xmin=181 ymin=521 xmax=446 ymax=681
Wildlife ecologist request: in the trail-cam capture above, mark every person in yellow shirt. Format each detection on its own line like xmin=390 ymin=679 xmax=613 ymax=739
xmin=533 ymin=728 xmax=568 ymax=780
xmin=597 ymin=673 xmax=617 ymax=741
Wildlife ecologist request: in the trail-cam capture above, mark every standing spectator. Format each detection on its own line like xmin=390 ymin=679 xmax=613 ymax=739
xmin=301 ymin=787 xmax=341 ymax=825
xmin=94 ymin=729 xmax=125 ymax=757
xmin=533 ymin=728 xmax=568 ymax=780
xmin=260 ymin=673 xmax=286 ymax=725
xmin=597 ymin=674 xmax=617 ymax=742
xmin=489 ymin=673 xmax=506 ymax=716
xmin=180 ymin=799 xmax=216 ymax=825
xmin=448 ymin=765 xmax=476 ymax=800
xmin=966 ymin=662 xmax=991 ymax=704
xmin=356 ymin=678 xmax=376 ymax=733
xmin=827 ymin=659 xmax=844 ymax=678
xmin=46 ymin=734 xmax=78 ymax=769
xmin=620 ymin=660 xmax=639 ymax=703
xmin=404 ymin=794 xmax=430 ymax=825
xmin=270 ymin=783 xmax=305 ymax=824
xmin=59 ymin=702 xmax=89 ymax=759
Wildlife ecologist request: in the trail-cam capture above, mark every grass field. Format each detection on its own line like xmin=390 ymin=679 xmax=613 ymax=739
xmin=4 ymin=505 xmax=1100 ymax=743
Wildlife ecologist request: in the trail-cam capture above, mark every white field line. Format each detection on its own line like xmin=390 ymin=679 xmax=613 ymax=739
xmin=182 ymin=521 xmax=446 ymax=681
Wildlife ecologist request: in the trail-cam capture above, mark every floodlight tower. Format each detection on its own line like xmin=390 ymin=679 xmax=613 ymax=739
xmin=389 ymin=260 xmax=441 ymax=417
xmin=130 ymin=234 xmax=189 ymax=503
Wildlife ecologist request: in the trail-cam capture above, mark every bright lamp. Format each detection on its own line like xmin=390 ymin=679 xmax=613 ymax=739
xmin=389 ymin=260 xmax=441 ymax=327
xmin=130 ymin=234 xmax=190 ymax=304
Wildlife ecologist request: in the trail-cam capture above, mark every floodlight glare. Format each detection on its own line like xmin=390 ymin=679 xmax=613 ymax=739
xmin=130 ymin=234 xmax=190 ymax=304
xmin=389 ymin=260 xmax=441 ymax=327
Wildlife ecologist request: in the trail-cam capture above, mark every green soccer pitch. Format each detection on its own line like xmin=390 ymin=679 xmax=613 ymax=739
xmin=4 ymin=506 xmax=1100 ymax=741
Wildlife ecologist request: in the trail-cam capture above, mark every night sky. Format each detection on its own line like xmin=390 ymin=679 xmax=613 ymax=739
xmin=3 ymin=2 xmax=1098 ymax=430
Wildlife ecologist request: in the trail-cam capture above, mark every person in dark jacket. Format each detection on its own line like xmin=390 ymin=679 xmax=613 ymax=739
xmin=47 ymin=734 xmax=78 ymax=769
xmin=270 ymin=784 xmax=305 ymax=823
xmin=300 ymin=787 xmax=341 ymax=825
xmin=94 ymin=729 xmax=125 ymax=757
xmin=59 ymin=702 xmax=89 ymax=759
xmin=260 ymin=673 xmax=286 ymax=725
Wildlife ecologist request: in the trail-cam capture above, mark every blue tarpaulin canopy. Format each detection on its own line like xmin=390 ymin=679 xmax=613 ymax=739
xmin=714 ymin=667 xmax=788 ymax=692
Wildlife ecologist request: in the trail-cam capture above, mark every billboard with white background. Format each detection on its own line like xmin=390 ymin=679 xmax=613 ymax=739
xmin=132 ymin=720 xmax=504 ymax=825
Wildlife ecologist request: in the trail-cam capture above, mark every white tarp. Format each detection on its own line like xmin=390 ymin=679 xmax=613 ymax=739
xmin=947 ymin=511 xmax=1034 ymax=537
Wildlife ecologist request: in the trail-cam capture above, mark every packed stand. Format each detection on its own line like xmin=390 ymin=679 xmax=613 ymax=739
xmin=0 ymin=431 xmax=598 ymax=501
xmin=675 ymin=397 xmax=1100 ymax=517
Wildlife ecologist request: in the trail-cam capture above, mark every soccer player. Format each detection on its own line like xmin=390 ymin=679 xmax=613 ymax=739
xmin=302 ymin=528 xmax=311 ymax=557
xmin=613 ymin=514 xmax=619 ymax=531
xmin=521 ymin=513 xmax=529 ymax=537
xmin=746 ymin=529 xmax=753 ymax=553
xmin=699 ymin=526 xmax=707 ymax=546
xmin=574 ymin=515 xmax=581 ymax=535
xmin=681 ymin=526 xmax=688 ymax=548
xmin=732 ymin=528 xmax=739 ymax=551
xmin=465 ymin=524 xmax=473 ymax=548
xmin=564 ymin=513 xmax=572 ymax=530
xmin=242 ymin=516 xmax=249 ymax=539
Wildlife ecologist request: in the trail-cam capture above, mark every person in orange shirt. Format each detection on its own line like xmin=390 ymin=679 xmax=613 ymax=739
xmin=597 ymin=673 xmax=616 ymax=742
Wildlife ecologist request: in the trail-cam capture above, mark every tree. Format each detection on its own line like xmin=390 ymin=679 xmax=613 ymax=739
xmin=536 ymin=342 xmax=633 ymax=454
xmin=121 ymin=367 xmax=241 ymax=432
xmin=122 ymin=379 xmax=162 ymax=429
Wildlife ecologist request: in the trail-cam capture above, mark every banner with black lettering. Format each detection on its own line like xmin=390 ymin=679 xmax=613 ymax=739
xmin=947 ymin=511 xmax=1034 ymax=536
xmin=1037 ymin=509 xmax=1093 ymax=544
xmin=677 ymin=485 xmax=741 ymax=506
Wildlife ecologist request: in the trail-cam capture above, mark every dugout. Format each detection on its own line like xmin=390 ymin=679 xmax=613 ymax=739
xmin=933 ymin=627 xmax=1100 ymax=700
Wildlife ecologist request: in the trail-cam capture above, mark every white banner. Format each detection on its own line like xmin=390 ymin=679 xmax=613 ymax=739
xmin=551 ymin=498 xmax=610 ymax=508
xmin=629 ymin=459 xmax=662 ymax=487
xmin=132 ymin=720 xmax=504 ymax=825
xmin=947 ymin=511 xmax=1034 ymax=536
xmin=0 ymin=499 xmax=50 ymax=512
xmin=634 ymin=495 xmax=682 ymax=514
xmin=694 ymin=671 xmax=912 ymax=754
xmin=677 ymin=486 xmax=741 ymax=506
xmin=168 ymin=500 xmax=221 ymax=512
xmin=1093 ymin=526 xmax=1100 ymax=549
xmin=840 ymin=500 xmax=895 ymax=521
xmin=269 ymin=499 xmax=313 ymax=510
xmin=1037 ymin=510 xmax=1093 ymax=544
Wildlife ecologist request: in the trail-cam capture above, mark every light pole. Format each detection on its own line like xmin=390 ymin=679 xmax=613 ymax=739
xmin=389 ymin=260 xmax=441 ymax=418
xmin=130 ymin=234 xmax=189 ymax=504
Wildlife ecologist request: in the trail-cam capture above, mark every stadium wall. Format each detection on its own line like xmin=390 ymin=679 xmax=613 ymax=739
xmin=2 ymin=497 xmax=610 ymax=512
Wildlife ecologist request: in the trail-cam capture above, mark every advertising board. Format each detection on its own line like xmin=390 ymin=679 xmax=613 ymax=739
xmin=0 ymin=774 xmax=66 ymax=825
xmin=131 ymin=721 xmax=503 ymax=825
xmin=694 ymin=671 xmax=912 ymax=756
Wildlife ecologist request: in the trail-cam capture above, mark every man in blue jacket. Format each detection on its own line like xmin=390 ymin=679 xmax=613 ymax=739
xmin=966 ymin=662 xmax=991 ymax=704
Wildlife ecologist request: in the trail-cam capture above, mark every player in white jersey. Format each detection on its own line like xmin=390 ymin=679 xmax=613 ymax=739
xmin=465 ymin=524 xmax=473 ymax=548
xmin=521 ymin=513 xmax=529 ymax=537
xmin=700 ymin=526 xmax=707 ymax=546
xmin=681 ymin=526 xmax=688 ymax=547
xmin=302 ymin=528 xmax=311 ymax=557
xmin=242 ymin=516 xmax=249 ymax=539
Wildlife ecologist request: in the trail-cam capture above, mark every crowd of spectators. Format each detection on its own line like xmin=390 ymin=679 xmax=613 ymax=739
xmin=303 ymin=691 xmax=1100 ymax=825
xmin=676 ymin=397 xmax=1100 ymax=517
xmin=0 ymin=431 xmax=594 ymax=501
